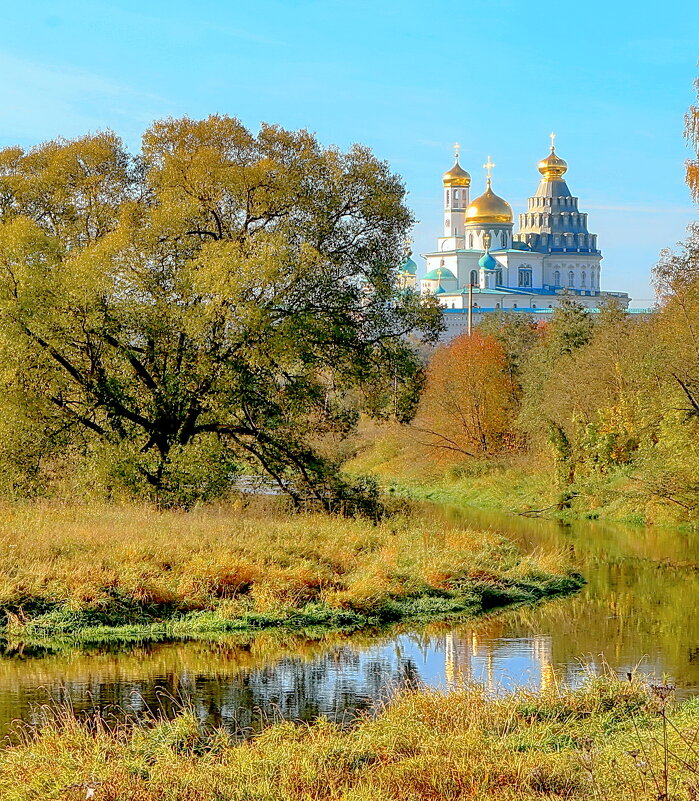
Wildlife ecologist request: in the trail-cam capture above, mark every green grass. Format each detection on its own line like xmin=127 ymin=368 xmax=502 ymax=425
xmin=2 ymin=674 xmax=695 ymax=800
xmin=0 ymin=501 xmax=581 ymax=646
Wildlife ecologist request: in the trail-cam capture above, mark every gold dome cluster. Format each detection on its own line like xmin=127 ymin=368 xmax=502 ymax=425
xmin=465 ymin=179 xmax=513 ymax=225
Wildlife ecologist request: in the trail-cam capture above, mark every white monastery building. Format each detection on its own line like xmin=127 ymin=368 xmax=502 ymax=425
xmin=398 ymin=137 xmax=630 ymax=341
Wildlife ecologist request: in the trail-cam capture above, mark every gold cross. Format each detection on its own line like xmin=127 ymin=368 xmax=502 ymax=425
xmin=483 ymin=155 xmax=495 ymax=179
xmin=454 ymin=142 xmax=460 ymax=159
xmin=550 ymin=132 xmax=556 ymax=150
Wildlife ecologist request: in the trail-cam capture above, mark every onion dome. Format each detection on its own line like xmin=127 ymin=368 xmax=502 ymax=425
xmin=465 ymin=179 xmax=513 ymax=225
xmin=443 ymin=158 xmax=471 ymax=187
xmin=400 ymin=256 xmax=417 ymax=275
xmin=478 ymin=250 xmax=498 ymax=270
xmin=538 ymin=146 xmax=568 ymax=181
xmin=423 ymin=266 xmax=456 ymax=281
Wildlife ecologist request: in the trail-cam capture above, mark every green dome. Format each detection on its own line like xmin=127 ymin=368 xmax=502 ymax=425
xmin=478 ymin=251 xmax=498 ymax=269
xmin=423 ymin=266 xmax=456 ymax=281
xmin=400 ymin=256 xmax=417 ymax=275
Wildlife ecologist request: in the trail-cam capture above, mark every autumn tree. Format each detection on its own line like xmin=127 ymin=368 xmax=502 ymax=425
xmin=411 ymin=332 xmax=515 ymax=460
xmin=477 ymin=310 xmax=539 ymax=401
xmin=0 ymin=117 xmax=441 ymax=507
xmin=687 ymin=69 xmax=699 ymax=201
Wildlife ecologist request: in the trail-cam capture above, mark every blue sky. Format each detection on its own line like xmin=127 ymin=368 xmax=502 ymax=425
xmin=1 ymin=0 xmax=697 ymax=304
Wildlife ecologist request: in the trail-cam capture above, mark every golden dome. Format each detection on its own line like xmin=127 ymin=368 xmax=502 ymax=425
xmin=465 ymin=179 xmax=513 ymax=224
xmin=538 ymin=147 xmax=568 ymax=181
xmin=443 ymin=158 xmax=471 ymax=187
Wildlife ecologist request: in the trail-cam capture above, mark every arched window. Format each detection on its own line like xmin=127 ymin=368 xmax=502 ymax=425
xmin=470 ymin=269 xmax=478 ymax=286
xmin=453 ymin=190 xmax=458 ymax=205
xmin=495 ymin=270 xmax=502 ymax=285
xmin=469 ymin=233 xmax=474 ymax=248
xmin=501 ymin=231 xmax=507 ymax=247
xmin=554 ymin=270 xmax=560 ymax=286
xmin=568 ymin=270 xmax=574 ymax=287
xmin=581 ymin=271 xmax=586 ymax=286
xmin=496 ymin=302 xmax=500 ymax=309
xmin=532 ymin=303 xmax=537 ymax=308
xmin=513 ymin=303 xmax=518 ymax=309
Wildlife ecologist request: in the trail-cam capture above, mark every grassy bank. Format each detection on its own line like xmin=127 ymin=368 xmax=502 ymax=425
xmin=0 ymin=501 xmax=581 ymax=646
xmin=2 ymin=674 xmax=695 ymax=800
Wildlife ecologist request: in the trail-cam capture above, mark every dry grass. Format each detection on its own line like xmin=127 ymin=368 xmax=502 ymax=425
xmin=0 ymin=500 xmax=579 ymax=643
xmin=1 ymin=674 xmax=695 ymax=800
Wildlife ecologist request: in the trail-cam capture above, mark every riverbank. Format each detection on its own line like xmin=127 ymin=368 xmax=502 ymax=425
xmin=347 ymin=424 xmax=695 ymax=527
xmin=0 ymin=502 xmax=581 ymax=647
xmin=2 ymin=674 xmax=693 ymax=800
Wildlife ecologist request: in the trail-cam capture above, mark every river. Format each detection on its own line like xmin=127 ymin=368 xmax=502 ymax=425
xmin=1 ymin=504 xmax=698 ymax=739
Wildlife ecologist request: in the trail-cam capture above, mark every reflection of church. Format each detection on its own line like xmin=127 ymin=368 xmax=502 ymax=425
xmin=398 ymin=137 xmax=630 ymax=341
xmin=444 ymin=631 xmax=555 ymax=691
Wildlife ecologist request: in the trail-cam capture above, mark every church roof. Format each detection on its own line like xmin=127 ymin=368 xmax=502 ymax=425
xmin=465 ymin=179 xmax=513 ymax=225
xmin=423 ymin=266 xmax=457 ymax=281
xmin=478 ymin=251 xmax=498 ymax=269
xmin=400 ymin=256 xmax=417 ymax=275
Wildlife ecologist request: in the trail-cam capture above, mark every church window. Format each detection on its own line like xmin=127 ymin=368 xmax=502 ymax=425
xmin=568 ymin=270 xmax=574 ymax=287
xmin=470 ymin=269 xmax=478 ymax=286
xmin=440 ymin=259 xmax=445 ymax=267
xmin=495 ymin=269 xmax=502 ymax=285
xmin=496 ymin=303 xmax=500 ymax=309
xmin=581 ymin=271 xmax=586 ymax=286
xmin=513 ymin=304 xmax=518 ymax=309
xmin=554 ymin=270 xmax=560 ymax=285
xmin=518 ymin=268 xmax=532 ymax=288
xmin=554 ymin=235 xmax=560 ymax=246
xmin=501 ymin=231 xmax=507 ymax=247
xmin=469 ymin=233 xmax=474 ymax=248
xmin=532 ymin=303 xmax=537 ymax=308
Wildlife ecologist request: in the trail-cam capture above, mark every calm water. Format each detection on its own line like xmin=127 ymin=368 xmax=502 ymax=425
xmin=2 ymin=505 xmax=699 ymax=738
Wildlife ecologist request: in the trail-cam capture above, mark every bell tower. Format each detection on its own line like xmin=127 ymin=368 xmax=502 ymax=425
xmin=441 ymin=143 xmax=470 ymax=247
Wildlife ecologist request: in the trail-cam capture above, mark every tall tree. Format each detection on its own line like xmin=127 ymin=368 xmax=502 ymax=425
xmin=0 ymin=117 xmax=441 ymax=507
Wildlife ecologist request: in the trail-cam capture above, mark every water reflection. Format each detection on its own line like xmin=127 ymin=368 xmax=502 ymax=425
xmin=2 ymin=505 xmax=699 ymax=738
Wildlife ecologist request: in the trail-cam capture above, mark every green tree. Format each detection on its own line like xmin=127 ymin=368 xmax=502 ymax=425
xmin=0 ymin=117 xmax=440 ymax=508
